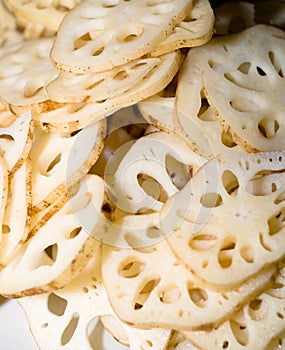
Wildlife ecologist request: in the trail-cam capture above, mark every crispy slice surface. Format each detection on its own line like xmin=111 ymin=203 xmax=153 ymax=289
xmin=0 ymin=174 xmax=104 ymax=297
xmin=31 ymin=119 xmax=105 ymax=211
xmin=51 ymin=0 xmax=193 ymax=73
xmin=161 ymin=151 xmax=285 ymax=289
xmin=102 ymin=226 xmax=274 ymax=330
xmin=0 ymin=160 xmax=31 ymax=267
xmin=151 ymin=0 xmax=214 ymax=57
xmin=0 ymin=38 xmax=58 ymax=109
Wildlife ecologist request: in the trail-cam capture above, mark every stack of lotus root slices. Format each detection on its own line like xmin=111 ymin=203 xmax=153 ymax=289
xmin=0 ymin=0 xmax=285 ymax=349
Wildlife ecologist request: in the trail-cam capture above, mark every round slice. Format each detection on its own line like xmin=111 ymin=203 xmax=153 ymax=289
xmin=161 ymin=151 xmax=285 ymax=289
xmin=0 ymin=174 xmax=104 ymax=297
xmin=51 ymin=0 xmax=194 ymax=73
xmin=107 ymin=130 xmax=205 ymax=215
xmin=34 ymin=51 xmax=181 ymax=132
xmin=185 ymin=25 xmax=285 ymax=151
xmin=31 ymin=119 xmax=105 ymax=212
xmin=0 ymin=38 xmax=58 ymax=111
xmin=182 ymin=263 xmax=285 ymax=350
xmin=102 ymin=233 xmax=274 ymax=330
xmin=151 ymin=0 xmax=214 ymax=57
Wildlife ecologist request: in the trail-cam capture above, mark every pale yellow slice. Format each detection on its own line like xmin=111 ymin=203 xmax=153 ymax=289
xmin=51 ymin=0 xmax=193 ymax=73
xmin=151 ymin=0 xmax=214 ymax=57
xmin=161 ymin=151 xmax=285 ymax=289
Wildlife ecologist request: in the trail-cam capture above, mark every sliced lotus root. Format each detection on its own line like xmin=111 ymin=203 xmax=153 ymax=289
xmin=100 ymin=315 xmax=129 ymax=346
xmin=183 ymin=264 xmax=285 ymax=350
xmin=51 ymin=0 xmax=193 ymax=73
xmin=102 ymin=236 xmax=274 ymax=330
xmin=107 ymin=130 xmax=205 ymax=215
xmin=31 ymin=119 xmax=105 ymax=212
xmin=175 ymin=49 xmax=246 ymax=158
xmin=0 ymin=2 xmax=23 ymax=47
xmin=17 ymin=250 xmax=171 ymax=350
xmin=160 ymin=151 xmax=285 ymax=289
xmin=47 ymin=57 xmax=161 ymax=103
xmin=34 ymin=51 xmax=181 ymax=132
xmin=151 ymin=0 xmax=214 ymax=57
xmin=188 ymin=25 xmax=285 ymax=151
xmin=0 ymin=174 xmax=105 ymax=297
xmin=0 ymin=160 xmax=31 ymax=267
xmin=214 ymin=2 xmax=255 ymax=35
xmin=0 ymin=110 xmax=33 ymax=173
xmin=0 ymin=37 xmax=58 ymax=110
xmin=0 ymin=157 xmax=8 ymax=243
xmin=14 ymin=14 xmax=56 ymax=39
xmin=4 ymin=0 xmax=81 ymax=32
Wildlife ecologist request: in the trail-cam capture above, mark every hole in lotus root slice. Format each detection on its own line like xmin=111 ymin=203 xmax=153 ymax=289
xmin=217 ymin=236 xmax=236 ymax=269
xmin=133 ymin=277 xmax=161 ymax=310
xmin=165 ymin=154 xmax=191 ymax=190
xmin=229 ymin=311 xmax=249 ymax=346
xmin=187 ymin=285 xmax=208 ymax=308
xmin=118 ymin=258 xmax=146 ymax=278
xmin=268 ymin=208 xmax=285 ymax=236
xmin=188 ymin=233 xmax=218 ymax=251
xmin=258 ymin=117 xmax=280 ymax=139
xmin=43 ymin=243 xmax=58 ymax=265
xmin=45 ymin=152 xmax=62 ymax=174
xmin=200 ymin=192 xmax=223 ymax=208
xmin=222 ymin=170 xmax=240 ymax=196
xmin=61 ymin=312 xmax=80 ymax=345
xmin=47 ymin=292 xmax=68 ymax=316
xmin=268 ymin=50 xmax=284 ymax=78
xmin=158 ymin=284 xmax=182 ymax=304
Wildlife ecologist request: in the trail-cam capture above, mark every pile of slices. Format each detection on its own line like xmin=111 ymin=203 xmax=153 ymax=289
xmin=0 ymin=0 xmax=285 ymax=349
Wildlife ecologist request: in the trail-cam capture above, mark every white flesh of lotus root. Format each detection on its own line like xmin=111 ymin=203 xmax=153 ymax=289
xmin=183 ymin=265 xmax=285 ymax=350
xmin=51 ymin=0 xmax=193 ymax=73
xmin=4 ymin=0 xmax=80 ymax=32
xmin=18 ymin=253 xmax=171 ymax=350
xmin=100 ymin=315 xmax=129 ymax=346
xmin=107 ymin=131 xmax=205 ymax=214
xmin=0 ymin=38 xmax=58 ymax=109
xmin=14 ymin=15 xmax=56 ymax=40
xmin=0 ymin=157 xmax=8 ymax=243
xmin=195 ymin=25 xmax=285 ymax=151
xmin=47 ymin=57 xmax=161 ymax=103
xmin=0 ymin=110 xmax=32 ymax=173
xmin=102 ymin=239 xmax=274 ymax=330
xmin=151 ymin=0 xmax=214 ymax=57
xmin=0 ymin=160 xmax=31 ymax=267
xmin=34 ymin=51 xmax=181 ymax=133
xmin=160 ymin=151 xmax=285 ymax=289
xmin=31 ymin=120 xmax=105 ymax=212
xmin=214 ymin=2 xmax=255 ymax=35
xmin=175 ymin=51 xmax=243 ymax=159
xmin=0 ymin=2 xmax=23 ymax=47
xmin=167 ymin=331 xmax=199 ymax=350
xmin=0 ymin=174 xmax=104 ymax=296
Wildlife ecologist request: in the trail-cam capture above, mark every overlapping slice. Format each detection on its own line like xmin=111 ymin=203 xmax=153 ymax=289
xmin=34 ymin=51 xmax=181 ymax=132
xmin=51 ymin=0 xmax=193 ymax=73
xmin=4 ymin=0 xmax=80 ymax=32
xmin=107 ymin=130 xmax=205 ymax=215
xmin=161 ymin=151 xmax=285 ymax=289
xmin=182 ymin=263 xmax=285 ymax=350
xmin=0 ymin=110 xmax=32 ymax=173
xmin=18 ymin=250 xmax=172 ymax=350
xmin=151 ymin=0 xmax=214 ymax=57
xmin=0 ymin=1 xmax=22 ymax=47
xmin=184 ymin=25 xmax=285 ymax=151
xmin=102 ymin=222 xmax=274 ymax=330
xmin=31 ymin=119 xmax=105 ymax=212
xmin=0 ymin=38 xmax=58 ymax=112
xmin=0 ymin=174 xmax=104 ymax=297
xmin=47 ymin=57 xmax=161 ymax=103
xmin=0 ymin=160 xmax=31 ymax=267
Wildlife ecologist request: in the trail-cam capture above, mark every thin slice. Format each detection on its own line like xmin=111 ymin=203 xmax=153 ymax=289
xmin=107 ymin=130 xmax=205 ymax=215
xmin=0 ymin=38 xmax=58 ymax=111
xmin=0 ymin=160 xmax=31 ymax=267
xmin=0 ymin=110 xmax=32 ymax=173
xmin=31 ymin=119 xmax=105 ymax=212
xmin=183 ymin=263 xmax=285 ymax=350
xmin=51 ymin=0 xmax=193 ymax=73
xmin=151 ymin=0 xmax=214 ymax=57
xmin=47 ymin=57 xmax=161 ymax=103
xmin=34 ymin=51 xmax=181 ymax=133
xmin=18 ymin=250 xmax=171 ymax=350
xmin=100 ymin=315 xmax=129 ymax=346
xmin=102 ymin=231 xmax=274 ymax=330
xmin=0 ymin=174 xmax=104 ymax=297
xmin=161 ymin=151 xmax=285 ymax=289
